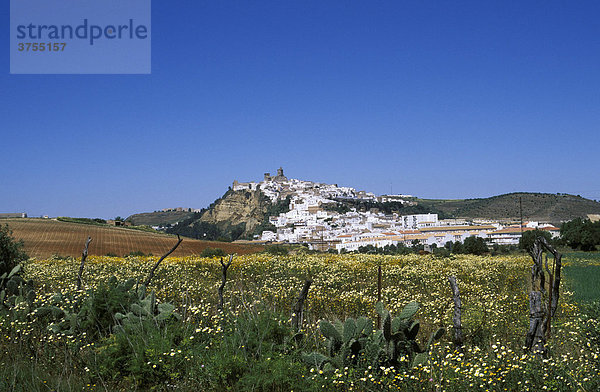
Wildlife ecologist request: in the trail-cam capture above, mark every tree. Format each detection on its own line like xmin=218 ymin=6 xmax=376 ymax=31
xmin=410 ymin=239 xmax=424 ymax=252
xmin=519 ymin=229 xmax=553 ymax=253
xmin=463 ymin=236 xmax=488 ymax=255
xmin=451 ymin=241 xmax=463 ymax=254
xmin=560 ymin=218 xmax=600 ymax=251
xmin=0 ymin=224 xmax=28 ymax=275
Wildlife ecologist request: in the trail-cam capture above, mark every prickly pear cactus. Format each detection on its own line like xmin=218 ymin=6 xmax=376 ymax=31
xmin=305 ymin=301 xmax=445 ymax=373
xmin=0 ymin=264 xmax=36 ymax=319
xmin=42 ymin=276 xmax=180 ymax=337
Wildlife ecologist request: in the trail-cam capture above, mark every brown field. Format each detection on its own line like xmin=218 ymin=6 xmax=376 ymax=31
xmin=2 ymin=219 xmax=264 ymax=258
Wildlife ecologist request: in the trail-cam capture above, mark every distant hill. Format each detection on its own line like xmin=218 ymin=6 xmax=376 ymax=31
xmin=4 ymin=218 xmax=263 ymax=258
xmin=417 ymin=193 xmax=600 ymax=224
xmin=127 ymin=211 xmax=196 ymax=227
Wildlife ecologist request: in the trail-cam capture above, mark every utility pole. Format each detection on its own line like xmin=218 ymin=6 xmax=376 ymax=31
xmin=519 ymin=196 xmax=523 ymax=235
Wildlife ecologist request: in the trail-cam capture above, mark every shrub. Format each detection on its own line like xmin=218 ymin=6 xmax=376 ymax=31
xmin=265 ymin=244 xmax=289 ymax=256
xmin=433 ymin=247 xmax=451 ymax=258
xmin=560 ymin=218 xmax=600 ymax=251
xmin=199 ymin=307 xmax=319 ymax=391
xmin=77 ymin=277 xmax=139 ymax=338
xmin=463 ymin=236 xmax=488 ymax=255
xmin=200 ymin=247 xmax=226 ymax=258
xmin=0 ymin=224 xmax=28 ymax=276
xmin=90 ymin=319 xmax=189 ymax=388
xmin=125 ymin=250 xmax=149 ymax=257
xmin=519 ymin=229 xmax=553 ymax=252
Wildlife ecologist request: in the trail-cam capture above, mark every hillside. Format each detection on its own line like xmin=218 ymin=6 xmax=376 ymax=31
xmin=417 ymin=193 xmax=600 ymax=223
xmin=127 ymin=210 xmax=196 ymax=226
xmin=168 ymin=189 xmax=600 ymax=242
xmin=167 ymin=190 xmax=288 ymax=241
xmin=3 ymin=218 xmax=263 ymax=258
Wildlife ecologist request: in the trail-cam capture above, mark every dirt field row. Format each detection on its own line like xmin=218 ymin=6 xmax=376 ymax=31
xmin=2 ymin=219 xmax=264 ymax=258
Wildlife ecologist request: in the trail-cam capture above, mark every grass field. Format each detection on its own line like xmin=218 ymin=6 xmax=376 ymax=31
xmin=563 ymin=251 xmax=600 ymax=304
xmin=2 ymin=218 xmax=263 ymax=258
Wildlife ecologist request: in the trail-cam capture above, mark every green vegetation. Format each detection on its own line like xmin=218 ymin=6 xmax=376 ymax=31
xmin=462 ymin=236 xmax=488 ymax=255
xmin=56 ymin=217 xmax=162 ymax=235
xmin=323 ymin=198 xmax=447 ymax=218
xmin=417 ymin=192 xmax=600 ymax=222
xmin=355 ymin=236 xmax=491 ymax=256
xmin=561 ymin=218 xmax=600 ymax=251
xmin=167 ymin=213 xmax=246 ymax=242
xmin=124 ymin=250 xmax=152 ymax=257
xmin=356 ymin=243 xmax=414 ymax=255
xmin=564 ymin=265 xmax=600 ymax=303
xmin=0 ymin=224 xmax=28 ymax=276
xmin=265 ymin=244 xmax=289 ymax=256
xmin=518 ymin=229 xmax=554 ymax=251
xmin=251 ymin=195 xmax=291 ymax=238
xmin=563 ymin=252 xmax=600 ymax=304
xmin=126 ymin=210 xmax=198 ymax=227
xmin=1 ymin=253 xmax=599 ymax=391
xmin=57 ymin=216 xmax=107 ymax=225
xmin=489 ymin=243 xmax=519 ymax=255
xmin=304 ymin=301 xmax=444 ymax=372
xmin=199 ymin=247 xmax=226 ymax=258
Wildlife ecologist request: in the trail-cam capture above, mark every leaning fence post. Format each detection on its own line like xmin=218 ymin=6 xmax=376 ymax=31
xmin=291 ymin=279 xmax=313 ymax=331
xmin=377 ymin=264 xmax=382 ymax=329
xmin=218 ymin=254 xmax=234 ymax=311
xmin=447 ymin=275 xmax=463 ymax=347
xmin=524 ymin=236 xmax=562 ymax=356
xmin=77 ymin=237 xmax=92 ymax=291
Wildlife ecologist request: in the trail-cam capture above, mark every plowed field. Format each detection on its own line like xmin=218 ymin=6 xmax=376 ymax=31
xmin=2 ymin=219 xmax=263 ymax=258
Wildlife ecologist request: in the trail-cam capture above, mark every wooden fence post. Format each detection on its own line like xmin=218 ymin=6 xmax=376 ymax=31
xmin=448 ymin=275 xmax=463 ymax=347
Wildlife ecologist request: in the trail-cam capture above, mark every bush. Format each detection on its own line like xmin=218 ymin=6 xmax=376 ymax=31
xmin=561 ymin=218 xmax=600 ymax=251
xmin=199 ymin=307 xmax=320 ymax=391
xmin=490 ymin=244 xmax=519 ymax=255
xmin=463 ymin=236 xmax=488 ymax=255
xmin=90 ymin=319 xmax=189 ymax=388
xmin=519 ymin=229 xmax=553 ymax=252
xmin=77 ymin=276 xmax=139 ymax=338
xmin=0 ymin=224 xmax=28 ymax=276
xmin=200 ymin=247 xmax=226 ymax=258
xmin=125 ymin=250 xmax=149 ymax=257
xmin=433 ymin=247 xmax=451 ymax=258
xmin=265 ymin=244 xmax=289 ymax=256
xmin=450 ymin=241 xmax=463 ymax=254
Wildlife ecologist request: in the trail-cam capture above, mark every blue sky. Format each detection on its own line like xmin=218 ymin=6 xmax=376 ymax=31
xmin=1 ymin=1 xmax=600 ymax=219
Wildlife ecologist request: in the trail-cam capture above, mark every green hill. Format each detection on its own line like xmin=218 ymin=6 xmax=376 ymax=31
xmin=417 ymin=193 xmax=600 ymax=223
xmin=127 ymin=211 xmax=197 ymax=227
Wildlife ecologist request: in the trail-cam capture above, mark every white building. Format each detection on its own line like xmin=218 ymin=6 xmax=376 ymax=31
xmin=400 ymin=213 xmax=439 ymax=229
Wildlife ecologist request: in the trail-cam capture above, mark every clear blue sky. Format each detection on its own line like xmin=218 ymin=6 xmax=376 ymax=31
xmin=2 ymin=1 xmax=600 ymax=219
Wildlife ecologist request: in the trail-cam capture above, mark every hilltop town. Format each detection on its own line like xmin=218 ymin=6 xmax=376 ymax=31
xmin=230 ymin=168 xmax=562 ymax=252
xmin=7 ymin=167 xmax=599 ymax=252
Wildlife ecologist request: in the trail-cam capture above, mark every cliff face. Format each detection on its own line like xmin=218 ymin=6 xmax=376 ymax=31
xmin=200 ymin=189 xmax=271 ymax=237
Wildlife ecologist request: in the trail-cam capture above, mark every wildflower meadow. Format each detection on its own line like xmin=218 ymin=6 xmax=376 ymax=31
xmin=1 ymin=252 xmax=599 ymax=391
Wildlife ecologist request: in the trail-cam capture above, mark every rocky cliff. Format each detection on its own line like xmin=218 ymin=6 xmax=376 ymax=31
xmin=166 ymin=189 xmax=287 ymax=241
xmin=199 ymin=189 xmax=272 ymax=237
